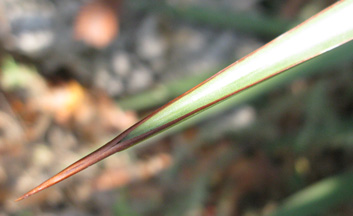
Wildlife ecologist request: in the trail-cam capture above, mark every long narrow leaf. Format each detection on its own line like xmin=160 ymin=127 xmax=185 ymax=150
xmin=118 ymin=40 xmax=353 ymax=111
xmin=268 ymin=170 xmax=353 ymax=216
xmin=16 ymin=0 xmax=353 ymax=201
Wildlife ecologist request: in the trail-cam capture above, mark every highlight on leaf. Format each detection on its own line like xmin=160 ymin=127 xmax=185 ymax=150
xmin=16 ymin=0 xmax=353 ymax=202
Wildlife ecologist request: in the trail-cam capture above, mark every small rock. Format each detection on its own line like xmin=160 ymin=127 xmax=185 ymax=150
xmin=187 ymin=31 xmax=236 ymax=73
xmin=106 ymin=78 xmax=124 ymax=96
xmin=94 ymin=62 xmax=125 ymax=96
xmin=127 ymin=65 xmax=153 ymax=93
xmin=136 ymin=16 xmax=167 ymax=61
xmin=170 ymin=26 xmax=210 ymax=62
xmin=112 ymin=51 xmax=131 ymax=77
xmin=1 ymin=0 xmax=56 ymax=55
xmin=32 ymin=144 xmax=54 ymax=168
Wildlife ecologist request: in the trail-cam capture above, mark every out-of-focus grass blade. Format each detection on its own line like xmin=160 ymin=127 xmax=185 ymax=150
xmin=129 ymin=0 xmax=291 ymax=37
xmin=268 ymin=170 xmax=353 ymax=216
xmin=16 ymin=0 xmax=353 ymax=201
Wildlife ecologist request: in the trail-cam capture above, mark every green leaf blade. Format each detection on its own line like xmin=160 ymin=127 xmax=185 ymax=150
xmin=125 ymin=0 xmax=353 ymax=141
xmin=16 ymin=0 xmax=353 ymax=202
xmin=268 ymin=170 xmax=353 ymax=216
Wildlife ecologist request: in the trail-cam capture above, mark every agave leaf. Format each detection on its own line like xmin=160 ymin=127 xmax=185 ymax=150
xmin=16 ymin=0 xmax=353 ymax=201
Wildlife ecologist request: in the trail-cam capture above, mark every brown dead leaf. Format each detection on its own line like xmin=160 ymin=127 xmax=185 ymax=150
xmin=74 ymin=0 xmax=121 ymax=48
xmin=93 ymin=153 xmax=172 ymax=191
xmin=30 ymin=80 xmax=86 ymax=124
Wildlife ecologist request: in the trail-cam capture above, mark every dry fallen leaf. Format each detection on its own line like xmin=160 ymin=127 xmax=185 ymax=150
xmin=74 ymin=0 xmax=121 ymax=48
xmin=93 ymin=153 xmax=172 ymax=191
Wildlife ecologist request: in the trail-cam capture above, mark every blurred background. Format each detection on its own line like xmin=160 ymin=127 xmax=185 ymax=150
xmin=1 ymin=0 xmax=353 ymax=215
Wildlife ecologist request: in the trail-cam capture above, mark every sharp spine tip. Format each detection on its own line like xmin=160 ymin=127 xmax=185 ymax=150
xmin=15 ymin=195 xmax=27 ymax=202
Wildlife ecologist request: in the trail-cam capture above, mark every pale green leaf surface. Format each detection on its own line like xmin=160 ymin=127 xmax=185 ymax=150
xmin=16 ymin=0 xmax=353 ymax=202
xmin=138 ymin=40 xmax=353 ymax=147
xmin=118 ymin=40 xmax=353 ymax=111
xmin=124 ymin=0 xmax=353 ymax=142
